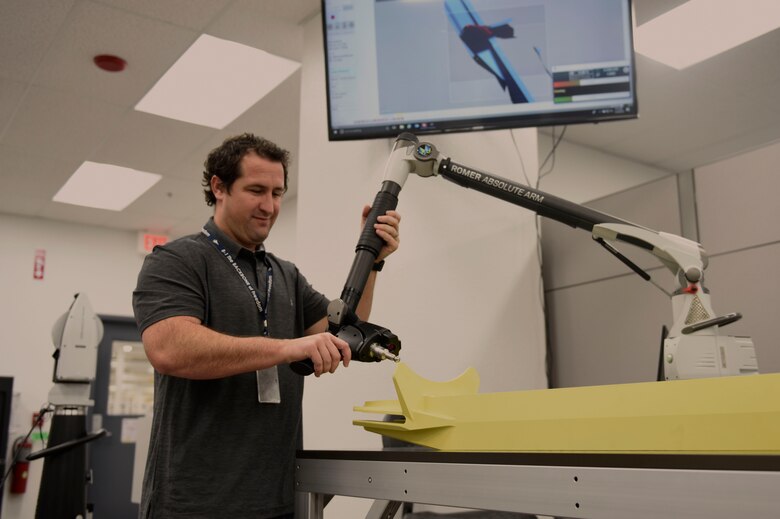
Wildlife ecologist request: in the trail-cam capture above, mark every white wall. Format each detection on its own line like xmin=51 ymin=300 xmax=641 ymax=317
xmin=538 ymin=135 xmax=670 ymax=203
xmin=296 ymin=16 xmax=547 ymax=517
xmin=693 ymin=138 xmax=780 ymax=373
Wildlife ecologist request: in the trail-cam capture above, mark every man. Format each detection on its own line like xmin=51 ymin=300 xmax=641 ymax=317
xmin=133 ymin=133 xmax=400 ymax=518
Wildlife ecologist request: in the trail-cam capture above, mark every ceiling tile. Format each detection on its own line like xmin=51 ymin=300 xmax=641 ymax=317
xmin=96 ymin=0 xmax=234 ymax=31
xmin=163 ymin=134 xmax=228 ymax=182
xmin=0 ymin=144 xmax=82 ymax=196
xmin=0 ymin=78 xmax=28 ymax=134
xmin=0 ymin=193 xmax=49 ymax=218
xmin=208 ymin=0 xmax=305 ymax=60
xmin=38 ymin=199 xmax=130 ymax=229
xmin=689 ymin=29 xmax=780 ymax=96
xmin=91 ymin=110 xmax=213 ymax=175
xmin=124 ymin=176 xmax=207 ymax=219
xmin=0 ymin=0 xmax=74 ymax=82
xmin=633 ymin=0 xmax=687 ymax=26
xmin=33 ymin=1 xmax=199 ymax=106
xmin=223 ymin=0 xmax=319 ymax=26
xmin=0 ymin=85 xmax=127 ymax=163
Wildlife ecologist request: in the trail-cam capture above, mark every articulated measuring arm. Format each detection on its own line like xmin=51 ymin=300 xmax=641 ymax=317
xmin=395 ymin=133 xmax=756 ymax=380
xmin=406 ymin=133 xmax=706 ymax=279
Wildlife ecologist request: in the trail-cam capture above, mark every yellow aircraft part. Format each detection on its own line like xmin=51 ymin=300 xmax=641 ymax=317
xmin=354 ymin=362 xmax=780 ymax=453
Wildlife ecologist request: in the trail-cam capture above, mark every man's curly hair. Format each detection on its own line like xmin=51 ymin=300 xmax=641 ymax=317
xmin=202 ymin=133 xmax=290 ymax=206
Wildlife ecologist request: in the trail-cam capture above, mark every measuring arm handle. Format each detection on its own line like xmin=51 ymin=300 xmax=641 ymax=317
xmin=290 ymin=359 xmax=315 ymax=376
xmin=356 ymin=182 xmax=401 ymax=256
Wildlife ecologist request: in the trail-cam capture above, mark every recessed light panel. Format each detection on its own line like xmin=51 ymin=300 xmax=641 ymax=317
xmin=53 ymin=162 xmax=161 ymax=211
xmin=635 ymin=0 xmax=780 ymax=70
xmin=135 ymin=34 xmax=300 ymax=128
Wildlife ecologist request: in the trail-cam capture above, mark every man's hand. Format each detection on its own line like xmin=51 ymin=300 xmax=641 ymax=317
xmin=362 ymin=205 xmax=401 ymax=262
xmin=284 ymin=332 xmax=351 ymax=376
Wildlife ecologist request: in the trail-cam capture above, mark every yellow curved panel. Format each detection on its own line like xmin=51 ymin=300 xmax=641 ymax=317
xmin=354 ymin=363 xmax=780 ymax=453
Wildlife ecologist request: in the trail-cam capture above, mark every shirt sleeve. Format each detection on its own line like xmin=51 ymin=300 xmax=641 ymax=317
xmin=296 ymin=270 xmax=330 ymax=332
xmin=132 ymin=245 xmax=207 ymax=334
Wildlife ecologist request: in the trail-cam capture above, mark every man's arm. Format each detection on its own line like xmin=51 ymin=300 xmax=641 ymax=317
xmin=143 ymin=315 xmax=350 ymax=379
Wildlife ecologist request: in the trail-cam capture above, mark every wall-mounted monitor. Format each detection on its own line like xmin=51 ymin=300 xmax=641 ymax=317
xmin=322 ymin=0 xmax=638 ymax=141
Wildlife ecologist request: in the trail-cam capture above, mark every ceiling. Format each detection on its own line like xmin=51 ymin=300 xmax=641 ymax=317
xmin=2 ymin=0 xmax=779 ymax=238
xmin=0 ymin=0 xmax=318 ymax=237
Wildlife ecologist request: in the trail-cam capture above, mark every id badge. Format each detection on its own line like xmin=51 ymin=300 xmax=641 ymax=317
xmin=256 ymin=367 xmax=281 ymax=404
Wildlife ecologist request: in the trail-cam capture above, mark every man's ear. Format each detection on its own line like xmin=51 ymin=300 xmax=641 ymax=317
xmin=210 ymin=176 xmax=225 ymax=201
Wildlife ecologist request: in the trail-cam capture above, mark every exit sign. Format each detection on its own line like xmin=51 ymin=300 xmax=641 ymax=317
xmin=138 ymin=232 xmax=169 ymax=254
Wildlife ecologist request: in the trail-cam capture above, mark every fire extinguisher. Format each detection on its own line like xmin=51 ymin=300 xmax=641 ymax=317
xmin=10 ymin=437 xmax=32 ymax=494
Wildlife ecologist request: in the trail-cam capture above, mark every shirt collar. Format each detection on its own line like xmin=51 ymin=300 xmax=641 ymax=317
xmin=203 ymin=217 xmax=267 ymax=262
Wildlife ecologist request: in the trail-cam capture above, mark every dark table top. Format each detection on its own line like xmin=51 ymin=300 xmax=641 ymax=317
xmin=297 ymin=449 xmax=780 ymax=472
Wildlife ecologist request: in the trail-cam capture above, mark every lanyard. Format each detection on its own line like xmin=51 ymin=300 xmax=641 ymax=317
xmin=202 ymin=228 xmax=273 ymax=336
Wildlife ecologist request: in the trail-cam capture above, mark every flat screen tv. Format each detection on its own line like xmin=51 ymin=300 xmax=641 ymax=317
xmin=321 ymin=0 xmax=637 ymax=141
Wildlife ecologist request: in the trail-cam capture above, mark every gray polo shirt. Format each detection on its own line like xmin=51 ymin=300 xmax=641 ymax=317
xmin=133 ymin=218 xmax=329 ymax=518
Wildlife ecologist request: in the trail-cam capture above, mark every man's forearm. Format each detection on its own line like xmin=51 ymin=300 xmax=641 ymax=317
xmin=142 ymin=316 xmax=287 ymax=380
xmin=355 ymin=270 xmax=377 ymax=321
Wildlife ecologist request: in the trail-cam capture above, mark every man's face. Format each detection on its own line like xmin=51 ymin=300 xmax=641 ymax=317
xmin=211 ymin=151 xmax=285 ymax=249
